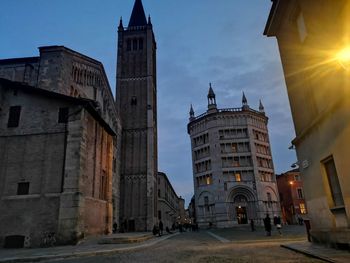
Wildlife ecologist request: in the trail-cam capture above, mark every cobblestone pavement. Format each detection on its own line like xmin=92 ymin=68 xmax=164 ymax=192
xmin=47 ymin=226 xmax=322 ymax=263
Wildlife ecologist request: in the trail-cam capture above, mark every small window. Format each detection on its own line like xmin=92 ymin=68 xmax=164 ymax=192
xmin=17 ymin=182 xmax=29 ymax=195
xmin=158 ymin=189 xmax=161 ymax=197
xmin=139 ymin=38 xmax=143 ymax=50
xmin=58 ymin=108 xmax=69 ymax=123
xmin=133 ymin=39 xmax=138 ymax=50
xmin=158 ymin=210 xmax=161 ymax=220
xmin=7 ymin=106 xmax=21 ymax=128
xmin=131 ymin=96 xmax=137 ymax=106
xmin=127 ymin=39 xmax=131 ymax=51
xmin=297 ymin=188 xmax=304 ymax=199
xmin=323 ymin=157 xmax=344 ymax=207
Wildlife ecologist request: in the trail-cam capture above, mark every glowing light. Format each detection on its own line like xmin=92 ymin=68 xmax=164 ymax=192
xmin=289 ymin=181 xmax=294 ymax=185
xmin=336 ymin=47 xmax=350 ymax=70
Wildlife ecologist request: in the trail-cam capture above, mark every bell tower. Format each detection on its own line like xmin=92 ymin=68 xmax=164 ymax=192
xmin=116 ymin=0 xmax=157 ymax=231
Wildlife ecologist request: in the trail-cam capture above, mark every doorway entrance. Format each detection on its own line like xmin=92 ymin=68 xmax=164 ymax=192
xmin=236 ymin=206 xmax=248 ymax=224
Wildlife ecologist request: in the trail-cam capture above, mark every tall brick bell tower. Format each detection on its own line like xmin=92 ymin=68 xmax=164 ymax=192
xmin=116 ymin=0 xmax=158 ymax=231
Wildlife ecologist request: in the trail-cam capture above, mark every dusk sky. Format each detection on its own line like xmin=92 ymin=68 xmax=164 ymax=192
xmin=0 ymin=0 xmax=296 ymax=205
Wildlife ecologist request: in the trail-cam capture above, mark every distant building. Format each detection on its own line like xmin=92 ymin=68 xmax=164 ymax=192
xmin=178 ymin=197 xmax=186 ymax=225
xmin=157 ymin=172 xmax=179 ymax=229
xmin=187 ymin=84 xmax=280 ymax=228
xmin=0 ymin=78 xmax=116 ymax=248
xmin=276 ymin=169 xmax=307 ymax=224
xmin=116 ymin=0 xmax=158 ymax=231
xmin=265 ymin=0 xmax=350 ymax=247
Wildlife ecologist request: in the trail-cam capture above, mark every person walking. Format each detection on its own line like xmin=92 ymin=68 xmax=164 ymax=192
xmin=250 ymin=219 xmax=255 ymax=232
xmin=159 ymin=220 xmax=164 ymax=236
xmin=263 ymin=214 xmax=272 ymax=236
xmin=274 ymin=215 xmax=282 ymax=235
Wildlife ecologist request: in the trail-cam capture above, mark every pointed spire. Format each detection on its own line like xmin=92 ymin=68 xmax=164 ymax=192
xmin=189 ymin=104 xmax=194 ymax=117
xmin=118 ymin=17 xmax=124 ymax=31
xmin=207 ymin=83 xmax=217 ymax=111
xmin=259 ymin=99 xmax=265 ymax=113
xmin=148 ymin=15 xmax=152 ymax=26
xmin=242 ymin=92 xmax=248 ymax=106
xmin=128 ymin=0 xmax=147 ymax=28
xmin=208 ymin=83 xmax=215 ymax=99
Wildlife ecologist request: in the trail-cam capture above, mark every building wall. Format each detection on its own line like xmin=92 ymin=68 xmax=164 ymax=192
xmin=188 ymin=103 xmax=280 ymax=228
xmin=116 ymin=22 xmax=158 ymax=231
xmin=157 ymin=172 xmax=179 ymax=229
xmin=265 ymin=0 xmax=350 ymax=246
xmin=0 ymin=85 xmax=69 ymax=247
xmin=0 ymin=82 xmax=115 ymax=247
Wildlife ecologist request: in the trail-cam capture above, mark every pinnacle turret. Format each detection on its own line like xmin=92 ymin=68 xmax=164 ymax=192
xmin=118 ymin=17 xmax=124 ymax=31
xmin=207 ymin=83 xmax=217 ymax=112
xmin=259 ymin=99 xmax=265 ymax=113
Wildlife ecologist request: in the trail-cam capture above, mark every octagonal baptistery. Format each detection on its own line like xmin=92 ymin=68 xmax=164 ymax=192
xmin=187 ymin=84 xmax=280 ymax=228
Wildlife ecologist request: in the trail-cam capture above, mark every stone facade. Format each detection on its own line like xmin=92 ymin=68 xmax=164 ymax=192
xmin=0 ymin=79 xmax=116 ymax=247
xmin=188 ymin=85 xmax=280 ymax=228
xmin=0 ymin=46 xmax=122 ymax=231
xmin=264 ymin=0 xmax=350 ymax=247
xmin=116 ymin=0 xmax=158 ymax=231
xmin=157 ymin=172 xmax=179 ymax=229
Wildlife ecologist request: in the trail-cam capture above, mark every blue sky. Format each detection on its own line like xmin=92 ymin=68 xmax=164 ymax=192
xmin=0 ymin=0 xmax=296 ymax=205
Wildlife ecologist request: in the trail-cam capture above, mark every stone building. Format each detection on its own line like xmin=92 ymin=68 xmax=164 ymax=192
xmin=276 ymin=169 xmax=307 ymax=225
xmin=0 ymin=46 xmax=121 ymax=247
xmin=264 ymin=0 xmax=350 ymax=247
xmin=187 ymin=84 xmax=280 ymax=228
xmin=157 ymin=172 xmax=179 ymax=229
xmin=116 ymin=0 xmax=158 ymax=231
xmin=0 ymin=78 xmax=116 ymax=248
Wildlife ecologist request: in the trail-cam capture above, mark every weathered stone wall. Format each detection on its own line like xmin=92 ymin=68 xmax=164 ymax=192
xmin=0 ymin=84 xmax=70 ymax=247
xmin=0 ymin=58 xmax=39 ymax=87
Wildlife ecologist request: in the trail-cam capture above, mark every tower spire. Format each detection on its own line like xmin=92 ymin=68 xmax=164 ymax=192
xmin=128 ymin=0 xmax=147 ymax=28
xmin=207 ymin=83 xmax=217 ymax=112
xmin=242 ymin=92 xmax=248 ymax=106
xmin=189 ymin=104 xmax=195 ymax=121
xmin=259 ymin=99 xmax=265 ymax=113
xmin=242 ymin=92 xmax=249 ymax=110
xmin=118 ymin=17 xmax=124 ymax=31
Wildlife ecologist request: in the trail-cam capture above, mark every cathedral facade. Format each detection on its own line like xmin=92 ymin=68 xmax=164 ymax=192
xmin=188 ymin=85 xmax=280 ymax=228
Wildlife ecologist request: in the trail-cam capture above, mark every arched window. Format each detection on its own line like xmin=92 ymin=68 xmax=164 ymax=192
xmin=127 ymin=39 xmax=131 ymax=51
xmin=133 ymin=39 xmax=138 ymax=50
xmin=139 ymin=38 xmax=143 ymax=50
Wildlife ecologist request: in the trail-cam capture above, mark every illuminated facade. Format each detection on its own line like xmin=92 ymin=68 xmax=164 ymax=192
xmin=187 ymin=85 xmax=280 ymax=228
xmin=265 ymin=0 xmax=350 ymax=247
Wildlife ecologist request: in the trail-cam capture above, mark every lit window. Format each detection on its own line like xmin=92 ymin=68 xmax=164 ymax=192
xmin=235 ymin=173 xmax=241 ymax=182
xmin=300 ymin=203 xmax=307 ymax=214
xmin=206 ymin=176 xmax=211 ymax=185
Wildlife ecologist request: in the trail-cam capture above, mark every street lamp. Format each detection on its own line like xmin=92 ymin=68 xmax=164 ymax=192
xmin=336 ymin=47 xmax=350 ymax=70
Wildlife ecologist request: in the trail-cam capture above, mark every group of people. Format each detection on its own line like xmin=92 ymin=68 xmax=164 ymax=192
xmin=263 ymin=214 xmax=282 ymax=236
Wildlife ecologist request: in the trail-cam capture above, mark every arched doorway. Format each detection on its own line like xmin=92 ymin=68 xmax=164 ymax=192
xmin=234 ymin=194 xmax=248 ymax=224
xmin=226 ymin=186 xmax=257 ymax=225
